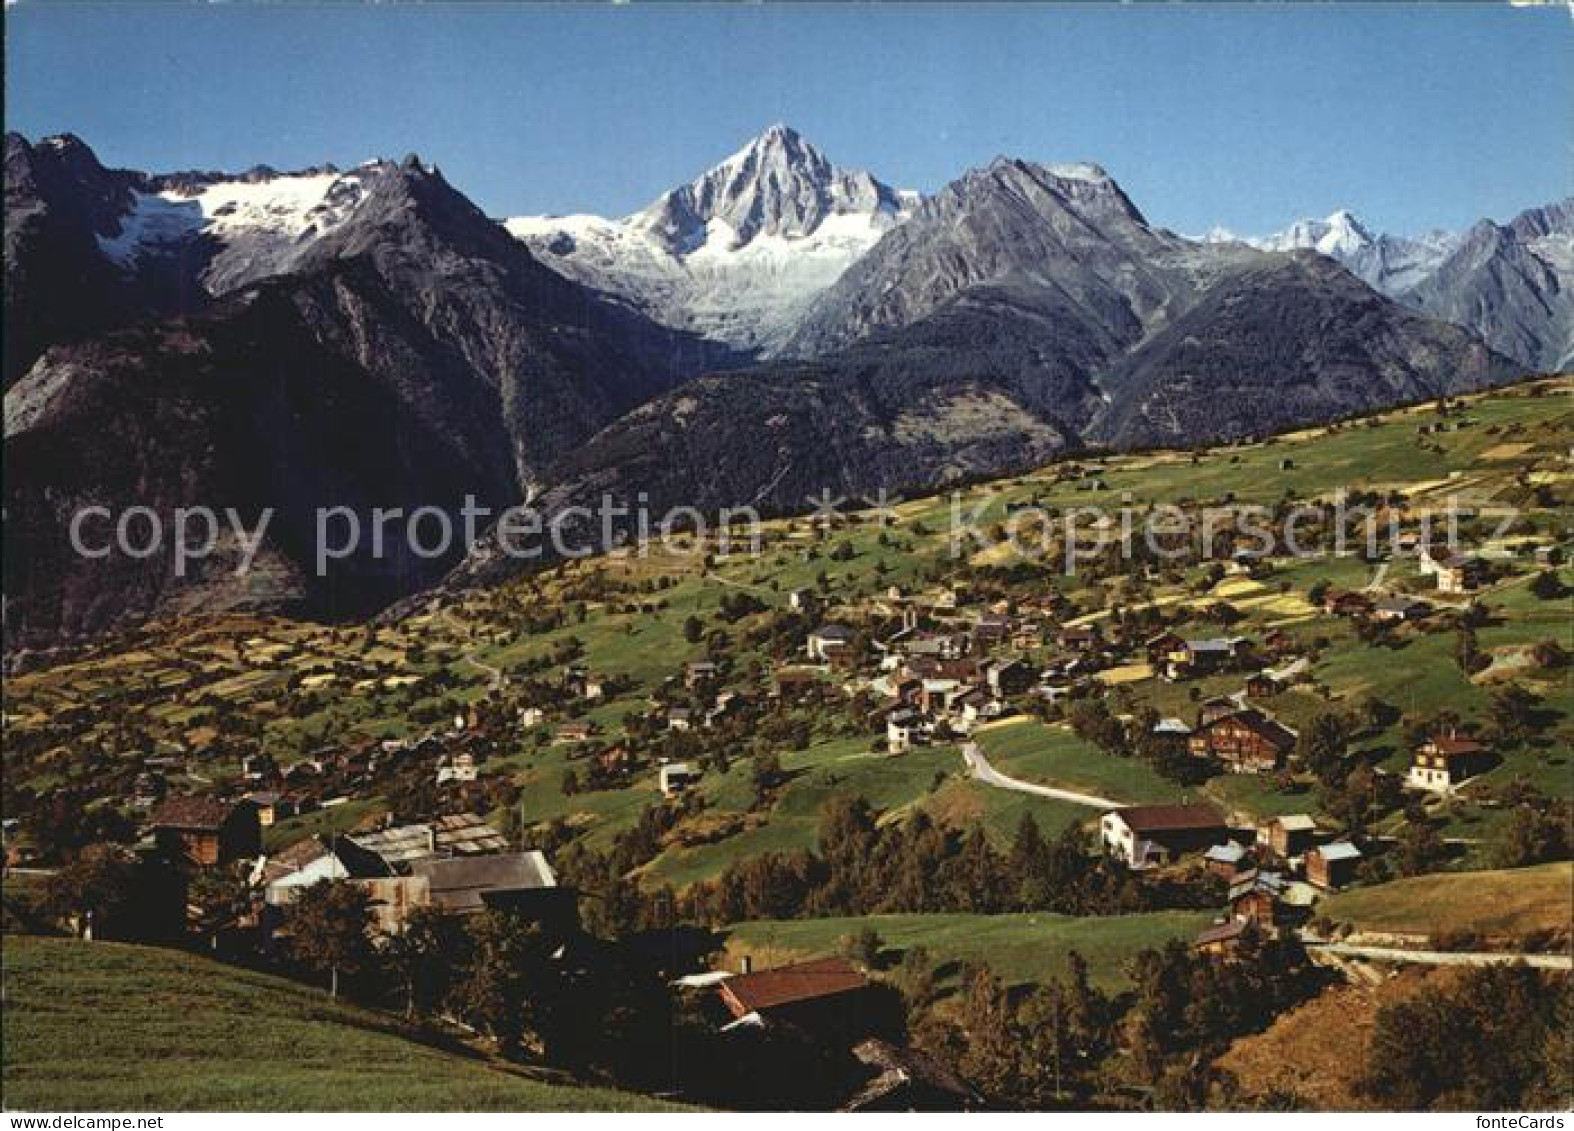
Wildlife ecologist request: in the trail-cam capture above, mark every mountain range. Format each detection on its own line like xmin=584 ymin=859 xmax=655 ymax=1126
xmin=4 ymin=125 xmax=1563 ymax=655
xmin=1211 ymin=203 xmax=1573 ymax=371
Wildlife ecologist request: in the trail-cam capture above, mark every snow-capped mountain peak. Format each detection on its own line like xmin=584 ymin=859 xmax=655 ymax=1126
xmin=1254 ymin=209 xmax=1374 ymax=256
xmin=633 ymin=123 xmax=911 ymax=254
xmin=507 ymin=125 xmax=918 ymax=354
xmin=1246 ymin=209 xmax=1460 ymax=294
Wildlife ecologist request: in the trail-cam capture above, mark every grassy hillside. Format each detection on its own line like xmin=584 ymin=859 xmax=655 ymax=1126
xmin=1320 ymin=861 xmax=1574 ymax=939
xmin=723 ymin=909 xmax=1213 ymax=992
xmin=5 ymin=379 xmax=1570 ymax=893
xmin=1 ymin=936 xmax=691 ymax=1112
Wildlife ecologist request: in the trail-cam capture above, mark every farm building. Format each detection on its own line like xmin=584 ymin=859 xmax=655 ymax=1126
xmin=148 ymin=796 xmax=262 ymax=868
xmin=843 ymin=1039 xmax=982 ymax=1112
xmin=1406 ymin=732 xmax=1492 ymax=793
xmin=362 ymin=851 xmax=572 ymax=935
xmin=1305 ymin=841 xmax=1364 ymax=890
xmin=659 ymin=762 xmax=698 ymax=796
xmin=717 ymin=956 xmax=871 ymax=1031
xmin=1101 ymin=803 xmax=1228 ymax=869
xmin=1193 ymin=918 xmax=1248 ymax=958
xmin=1204 ymin=840 xmax=1251 ymax=878
xmin=1228 ymin=870 xmax=1289 ymax=926
xmin=1188 ymin=707 xmax=1297 ymax=773
xmin=1371 ymin=595 xmax=1431 ymax=623
xmin=261 ymin=835 xmax=392 ymax=905
xmin=807 ymin=624 xmax=856 ymax=662
xmin=1264 ymin=814 xmax=1318 ymax=859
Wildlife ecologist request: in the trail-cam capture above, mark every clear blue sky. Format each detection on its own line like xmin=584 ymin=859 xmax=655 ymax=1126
xmin=6 ymin=3 xmax=1569 ymax=236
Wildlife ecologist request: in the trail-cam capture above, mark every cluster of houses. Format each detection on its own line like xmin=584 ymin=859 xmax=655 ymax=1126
xmin=143 ymin=791 xmax=573 ymax=941
xmin=125 ymin=720 xmax=505 ymax=836
xmin=1096 ymin=802 xmax=1365 ymax=955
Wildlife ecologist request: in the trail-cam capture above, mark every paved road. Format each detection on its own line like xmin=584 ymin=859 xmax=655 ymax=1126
xmin=1304 ymin=938 xmax=1571 ymax=971
xmin=960 ymin=741 xmax=1124 ymax=810
xmin=437 ymin=603 xmax=505 ymax=692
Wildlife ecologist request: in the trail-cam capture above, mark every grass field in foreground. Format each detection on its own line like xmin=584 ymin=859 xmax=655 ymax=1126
xmin=1320 ymin=861 xmax=1574 ymax=939
xmin=1 ymin=936 xmax=691 ymax=1112
xmin=723 ymin=909 xmax=1214 ymax=992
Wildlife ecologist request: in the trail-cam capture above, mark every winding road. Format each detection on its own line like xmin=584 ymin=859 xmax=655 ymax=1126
xmin=960 ymin=741 xmax=1125 ymax=810
xmin=434 ymin=602 xmax=506 ymax=693
xmin=1303 ymin=937 xmax=1571 ymax=971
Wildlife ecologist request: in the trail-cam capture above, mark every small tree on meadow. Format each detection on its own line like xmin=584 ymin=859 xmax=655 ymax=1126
xmin=283 ymin=879 xmax=375 ymax=999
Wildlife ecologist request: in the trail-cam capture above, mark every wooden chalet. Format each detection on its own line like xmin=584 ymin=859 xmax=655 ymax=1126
xmin=1305 ymin=841 xmax=1363 ymax=890
xmin=149 ymin=796 xmax=261 ymax=867
xmin=1228 ymin=870 xmax=1288 ymax=926
xmin=1203 ymin=840 xmax=1251 ymax=878
xmin=1323 ymin=589 xmax=1373 ymax=617
xmin=1264 ymin=814 xmax=1318 ymax=859
xmin=1188 ymin=707 xmax=1296 ymax=773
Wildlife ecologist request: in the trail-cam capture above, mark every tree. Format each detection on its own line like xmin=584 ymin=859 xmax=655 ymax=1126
xmin=1363 ymin=965 xmax=1567 ymax=1109
xmin=283 ymin=880 xmax=375 ymax=999
xmin=451 ymin=909 xmax=562 ymax=1056
xmin=1487 ymin=684 xmax=1538 ymax=746
xmin=1395 ymin=815 xmax=1449 ymax=877
xmin=750 ymin=751 xmax=784 ymax=799
xmin=842 ymin=926 xmax=884 ymax=971
xmin=1454 ymin=623 xmax=1485 ymax=674
xmin=1298 ymin=712 xmax=1350 ymax=784
xmin=1528 ymin=569 xmax=1567 ymax=601
xmin=1489 ymin=802 xmax=1571 ymax=869
xmin=188 ymin=863 xmax=254 ymax=948
xmin=40 ymin=846 xmax=140 ymax=938
xmin=682 ymin=615 xmax=704 ymax=644
xmin=382 ymin=906 xmax=457 ymax=1020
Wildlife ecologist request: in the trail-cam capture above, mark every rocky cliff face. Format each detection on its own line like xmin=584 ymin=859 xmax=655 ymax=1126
xmin=4 ymin=133 xmax=147 ymax=385
xmin=1399 ymin=199 xmax=1574 ymax=372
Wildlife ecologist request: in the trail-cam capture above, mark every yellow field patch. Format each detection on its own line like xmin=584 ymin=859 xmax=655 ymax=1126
xmin=1097 ymin=662 xmax=1154 ymax=685
xmin=1479 ymin=442 xmax=1534 ymax=461
xmin=974 ymin=715 xmax=1032 ymax=733
xmin=1214 ymin=578 xmax=1267 ymax=598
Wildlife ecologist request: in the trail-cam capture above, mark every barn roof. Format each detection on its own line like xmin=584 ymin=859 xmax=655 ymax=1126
xmin=1204 ymin=841 xmax=1247 ymax=864
xmin=1109 ymin=803 xmax=1225 ymax=834
xmin=1194 ymin=920 xmax=1248 ymax=947
xmin=719 ymin=957 xmax=867 ymax=1017
xmin=1429 ymin=735 xmax=1487 ymax=756
xmin=409 ymin=851 xmax=557 ymax=913
xmin=1272 ymin=814 xmax=1318 ymax=832
xmin=1314 ymin=841 xmax=1363 ymax=862
xmin=149 ymin=795 xmax=235 ymax=831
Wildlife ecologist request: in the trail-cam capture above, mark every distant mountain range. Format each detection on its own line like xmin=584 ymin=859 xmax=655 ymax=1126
xmin=1210 ymin=202 xmax=1573 ymax=371
xmin=4 ymin=125 xmax=1562 ymax=653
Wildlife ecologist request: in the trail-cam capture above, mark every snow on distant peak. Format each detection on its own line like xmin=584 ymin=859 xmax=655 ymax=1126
xmin=1042 ymin=162 xmax=1110 ymax=184
xmin=1235 ymin=210 xmax=1461 ymax=295
xmin=97 ymin=166 xmax=378 ymax=286
xmin=507 ymin=125 xmax=919 ymax=355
